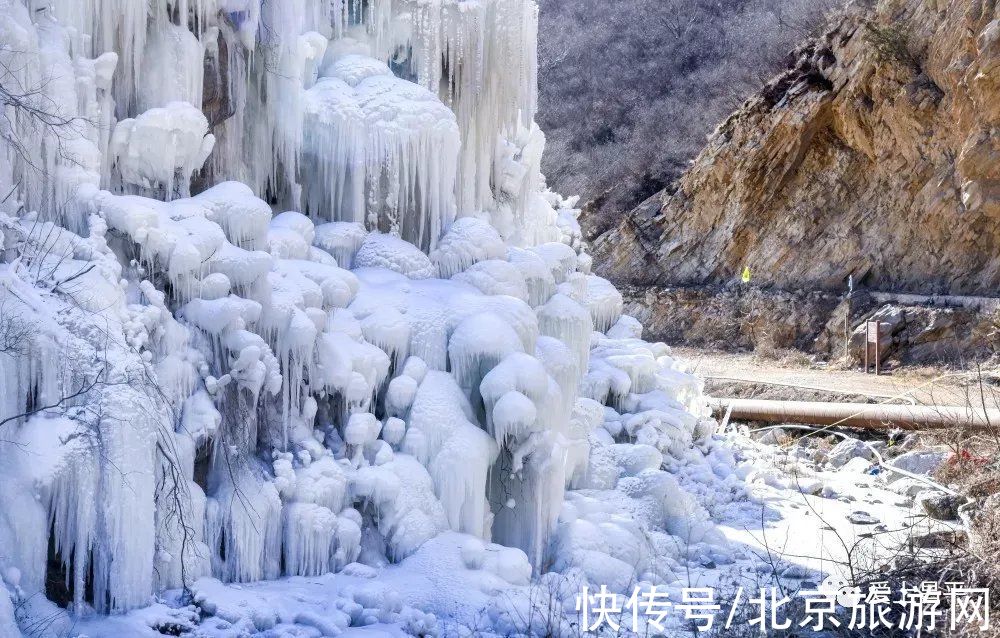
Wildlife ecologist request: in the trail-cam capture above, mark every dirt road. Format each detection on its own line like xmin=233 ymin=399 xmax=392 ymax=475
xmin=672 ymin=347 xmax=1000 ymax=409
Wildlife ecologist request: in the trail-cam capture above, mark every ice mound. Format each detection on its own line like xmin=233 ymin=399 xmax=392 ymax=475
xmin=353 ymin=233 xmax=437 ymax=279
xmin=111 ymin=101 xmax=216 ymax=199
xmin=431 ymin=217 xmax=507 ymax=278
xmin=452 ymin=259 xmax=531 ymax=302
xmin=313 ymin=221 xmax=368 ymax=268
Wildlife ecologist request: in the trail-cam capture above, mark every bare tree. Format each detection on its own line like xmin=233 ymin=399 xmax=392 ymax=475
xmin=0 ymin=55 xmax=91 ymax=173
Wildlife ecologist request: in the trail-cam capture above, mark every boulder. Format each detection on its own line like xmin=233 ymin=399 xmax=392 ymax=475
xmin=848 ymin=511 xmax=879 ymax=525
xmin=911 ymin=529 xmax=968 ymax=549
xmin=918 ymin=493 xmax=968 ymax=521
xmin=848 ymin=305 xmax=905 ymax=364
xmin=887 ymin=449 xmax=948 ymax=479
xmin=825 ymin=437 xmax=873 ymax=468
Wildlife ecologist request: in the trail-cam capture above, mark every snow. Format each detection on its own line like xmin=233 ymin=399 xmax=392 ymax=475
xmin=0 ymin=1 xmax=927 ymax=636
xmin=74 ymin=447 xmax=936 ymax=638
xmin=353 ymin=233 xmax=437 ymax=279
xmin=430 ymin=217 xmax=507 ymax=279
xmin=0 ymin=587 xmax=17 ymax=637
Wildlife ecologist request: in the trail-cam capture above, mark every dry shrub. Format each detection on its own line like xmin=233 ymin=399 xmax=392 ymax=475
xmin=934 ymin=449 xmax=995 ymax=487
xmin=862 ymin=19 xmax=921 ymax=71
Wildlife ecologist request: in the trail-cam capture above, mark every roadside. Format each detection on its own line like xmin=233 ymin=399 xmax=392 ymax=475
xmin=625 ymin=285 xmax=1000 ymax=372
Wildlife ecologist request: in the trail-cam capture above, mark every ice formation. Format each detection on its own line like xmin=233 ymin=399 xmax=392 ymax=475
xmin=0 ymin=0 xmax=732 ymax=634
xmin=302 ymin=54 xmax=461 ymax=252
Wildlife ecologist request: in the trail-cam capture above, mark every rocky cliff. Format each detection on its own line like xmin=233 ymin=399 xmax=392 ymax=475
xmin=591 ymin=0 xmax=1000 ymax=296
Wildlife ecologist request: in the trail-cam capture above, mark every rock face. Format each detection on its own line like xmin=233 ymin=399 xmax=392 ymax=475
xmin=622 ymin=285 xmax=997 ymax=364
xmin=620 ymin=285 xmax=842 ymax=352
xmin=592 ymin=0 xmax=1000 ymax=296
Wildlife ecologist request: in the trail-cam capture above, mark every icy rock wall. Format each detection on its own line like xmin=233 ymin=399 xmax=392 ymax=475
xmin=0 ymin=219 xmax=174 ymax=614
xmin=0 ymin=0 xmax=724 ymax=627
xmin=4 ymin=0 xmax=549 ymax=245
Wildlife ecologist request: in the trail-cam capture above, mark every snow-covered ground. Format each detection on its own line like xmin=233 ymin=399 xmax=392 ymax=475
xmin=0 ymin=1 xmax=958 ymax=637
xmin=49 ymin=431 xmax=954 ymax=637
xmin=713 ymin=431 xmax=955 ymax=580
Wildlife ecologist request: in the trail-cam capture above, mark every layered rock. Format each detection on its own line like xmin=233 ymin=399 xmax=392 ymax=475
xmin=592 ymin=0 xmax=1000 ymax=296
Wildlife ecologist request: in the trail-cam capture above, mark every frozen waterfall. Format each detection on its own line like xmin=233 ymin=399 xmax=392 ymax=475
xmin=0 ymin=0 xmax=729 ymax=634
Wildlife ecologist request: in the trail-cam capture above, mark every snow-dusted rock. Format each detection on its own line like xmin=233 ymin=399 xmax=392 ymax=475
xmin=888 ymin=449 xmax=949 ymax=479
xmin=826 ymin=437 xmax=874 ymax=469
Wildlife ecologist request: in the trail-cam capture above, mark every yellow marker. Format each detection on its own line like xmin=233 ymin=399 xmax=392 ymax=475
xmin=741 ymin=266 xmax=751 ymax=284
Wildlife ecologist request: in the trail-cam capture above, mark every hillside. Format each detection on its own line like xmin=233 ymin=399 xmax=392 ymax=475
xmin=536 ymin=0 xmax=839 ymax=237
xmin=592 ymin=0 xmax=1000 ymax=296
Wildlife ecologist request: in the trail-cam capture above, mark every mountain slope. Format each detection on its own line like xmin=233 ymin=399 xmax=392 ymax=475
xmin=536 ymin=0 xmax=839 ymax=238
xmin=592 ymin=0 xmax=1000 ymax=296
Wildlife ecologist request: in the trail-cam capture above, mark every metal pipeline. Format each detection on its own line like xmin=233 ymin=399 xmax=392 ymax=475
xmin=709 ymin=398 xmax=1000 ymax=431
xmin=705 ymin=374 xmax=917 ymax=404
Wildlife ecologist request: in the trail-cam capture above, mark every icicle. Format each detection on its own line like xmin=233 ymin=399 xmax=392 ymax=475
xmin=282 ymin=503 xmax=339 ymax=577
xmin=205 ymin=464 xmax=283 ymax=584
xmin=359 ymin=0 xmax=539 ymax=215
xmin=153 ymin=433 xmax=211 ymax=592
xmin=45 ymin=0 xmax=150 ymax=113
xmin=479 ymin=352 xmax=569 ymax=570
xmin=30 ymin=417 xmax=100 ymax=613
xmin=537 ymin=293 xmax=593 ymax=377
xmin=302 ymin=54 xmax=460 ymax=251
xmin=448 ymin=313 xmax=524 ymax=415
xmin=407 ymin=372 xmax=498 ymax=538
xmin=139 ymin=21 xmax=206 ymax=112
xmin=535 ymin=334 xmax=581 ymax=419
